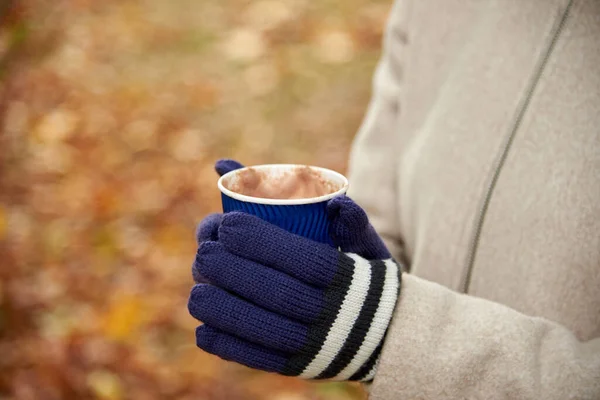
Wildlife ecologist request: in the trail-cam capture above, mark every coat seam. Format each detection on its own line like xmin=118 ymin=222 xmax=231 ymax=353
xmin=459 ymin=0 xmax=575 ymax=294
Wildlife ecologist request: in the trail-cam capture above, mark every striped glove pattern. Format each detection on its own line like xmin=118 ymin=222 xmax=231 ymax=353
xmin=188 ymin=160 xmax=402 ymax=382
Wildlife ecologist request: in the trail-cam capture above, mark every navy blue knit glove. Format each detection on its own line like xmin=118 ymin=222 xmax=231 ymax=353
xmin=188 ymin=160 xmax=401 ymax=382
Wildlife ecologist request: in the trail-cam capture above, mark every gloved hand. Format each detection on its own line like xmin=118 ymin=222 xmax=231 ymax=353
xmin=188 ymin=159 xmax=402 ymax=382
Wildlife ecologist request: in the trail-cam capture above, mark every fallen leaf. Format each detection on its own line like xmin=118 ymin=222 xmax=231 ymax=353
xmin=314 ymin=30 xmax=356 ymax=64
xmin=87 ymin=370 xmax=123 ymax=400
xmin=101 ymin=294 xmax=145 ymax=341
xmin=34 ymin=108 xmax=79 ymax=143
xmin=221 ymin=28 xmax=267 ymax=61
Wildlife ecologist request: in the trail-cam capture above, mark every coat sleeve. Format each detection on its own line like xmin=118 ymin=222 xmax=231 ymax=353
xmin=346 ymin=0 xmax=408 ymax=262
xmin=369 ymin=274 xmax=600 ymax=399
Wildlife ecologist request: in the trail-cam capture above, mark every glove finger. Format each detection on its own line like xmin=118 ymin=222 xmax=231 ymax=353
xmin=188 ymin=284 xmax=307 ymax=353
xmin=218 ymin=212 xmax=344 ymax=288
xmin=215 ymin=159 xmax=245 ymax=176
xmin=195 ymin=241 xmax=323 ymax=323
xmin=196 ymin=324 xmax=290 ymax=374
xmin=327 ymin=195 xmax=391 ymax=260
xmin=192 ymin=262 xmax=208 ymax=284
xmin=196 ymin=213 xmax=222 ymax=245
xmin=193 ymin=214 xmax=223 ymax=283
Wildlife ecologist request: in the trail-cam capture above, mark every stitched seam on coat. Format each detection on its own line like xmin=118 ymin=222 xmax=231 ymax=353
xmin=460 ymin=0 xmax=575 ymax=294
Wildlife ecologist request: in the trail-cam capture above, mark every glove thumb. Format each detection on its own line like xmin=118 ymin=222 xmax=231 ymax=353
xmin=327 ymin=195 xmax=391 ymax=260
xmin=215 ymin=159 xmax=245 ymax=177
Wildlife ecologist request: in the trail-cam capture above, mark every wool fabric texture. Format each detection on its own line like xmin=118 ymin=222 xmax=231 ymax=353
xmin=188 ymin=193 xmax=402 ymax=382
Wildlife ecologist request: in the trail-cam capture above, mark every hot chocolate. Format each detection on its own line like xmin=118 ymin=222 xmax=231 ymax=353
xmin=227 ymin=166 xmax=340 ymax=200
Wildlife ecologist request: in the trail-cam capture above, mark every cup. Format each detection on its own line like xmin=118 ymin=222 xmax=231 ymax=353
xmin=217 ymin=164 xmax=349 ymax=245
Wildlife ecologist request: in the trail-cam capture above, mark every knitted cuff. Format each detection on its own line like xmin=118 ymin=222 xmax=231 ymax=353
xmin=282 ymin=253 xmax=401 ymax=381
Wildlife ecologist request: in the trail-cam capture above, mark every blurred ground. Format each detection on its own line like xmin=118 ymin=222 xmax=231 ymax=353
xmin=0 ymin=0 xmax=390 ymax=399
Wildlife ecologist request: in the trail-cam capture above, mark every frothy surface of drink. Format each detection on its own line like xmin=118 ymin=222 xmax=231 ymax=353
xmin=226 ymin=166 xmax=340 ymax=200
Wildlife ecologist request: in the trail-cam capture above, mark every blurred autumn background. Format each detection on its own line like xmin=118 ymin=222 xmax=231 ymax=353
xmin=0 ymin=0 xmax=391 ymax=399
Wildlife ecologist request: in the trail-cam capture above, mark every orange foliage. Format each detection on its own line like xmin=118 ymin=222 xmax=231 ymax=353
xmin=0 ymin=0 xmax=389 ymax=398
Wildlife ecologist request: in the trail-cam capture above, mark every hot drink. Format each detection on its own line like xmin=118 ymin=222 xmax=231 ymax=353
xmin=226 ymin=166 xmax=340 ymax=200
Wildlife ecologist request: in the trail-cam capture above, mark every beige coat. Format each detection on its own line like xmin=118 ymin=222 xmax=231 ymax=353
xmin=346 ymin=0 xmax=600 ymax=398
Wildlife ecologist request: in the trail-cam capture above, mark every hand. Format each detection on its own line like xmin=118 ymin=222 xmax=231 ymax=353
xmin=202 ymin=158 xmax=391 ymax=260
xmin=188 ymin=165 xmax=402 ymax=381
